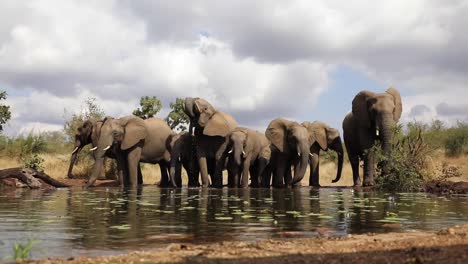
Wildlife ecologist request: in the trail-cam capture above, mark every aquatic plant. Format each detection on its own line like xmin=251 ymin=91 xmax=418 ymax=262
xmin=10 ymin=239 xmax=36 ymax=260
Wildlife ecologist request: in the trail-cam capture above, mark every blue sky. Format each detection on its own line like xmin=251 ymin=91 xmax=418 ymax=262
xmin=1 ymin=1 xmax=467 ymax=136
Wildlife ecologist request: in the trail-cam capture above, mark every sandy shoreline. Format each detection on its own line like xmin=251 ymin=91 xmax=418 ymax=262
xmin=18 ymin=224 xmax=468 ymax=264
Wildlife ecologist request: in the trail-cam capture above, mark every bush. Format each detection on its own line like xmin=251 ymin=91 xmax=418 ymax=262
xmin=23 ymin=154 xmax=45 ymax=172
xmin=374 ymin=124 xmax=433 ymax=192
xmin=444 ymin=122 xmax=468 ymax=157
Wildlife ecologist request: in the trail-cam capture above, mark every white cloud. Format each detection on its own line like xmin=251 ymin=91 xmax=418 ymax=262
xmin=1 ymin=0 xmax=467 ymax=136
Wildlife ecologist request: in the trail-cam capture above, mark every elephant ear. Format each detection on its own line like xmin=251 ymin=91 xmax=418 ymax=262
xmin=121 ymin=117 xmax=148 ymax=150
xmin=352 ymin=90 xmax=375 ymax=128
xmin=203 ymin=112 xmax=237 ymax=137
xmin=266 ymin=118 xmax=290 ymax=152
xmin=303 ymin=122 xmax=328 ymax=150
xmin=386 ymin=87 xmax=402 ymax=122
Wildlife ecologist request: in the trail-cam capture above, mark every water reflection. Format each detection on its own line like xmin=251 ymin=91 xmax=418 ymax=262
xmin=0 ymin=187 xmax=467 ymax=259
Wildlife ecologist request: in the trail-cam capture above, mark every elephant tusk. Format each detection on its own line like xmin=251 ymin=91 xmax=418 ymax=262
xmin=228 ymin=149 xmax=233 ymax=154
xmin=89 ymin=146 xmax=97 ymax=151
xmin=71 ymin=147 xmax=79 ymax=155
xmin=376 ymin=129 xmax=380 ymax=136
xmin=178 ymin=157 xmax=181 ymax=162
xmin=309 ymin=153 xmax=314 ymax=157
xmin=242 ymin=151 xmax=246 ymax=157
xmin=103 ymin=145 xmax=111 ymax=151
xmin=297 ymin=152 xmax=301 ymax=157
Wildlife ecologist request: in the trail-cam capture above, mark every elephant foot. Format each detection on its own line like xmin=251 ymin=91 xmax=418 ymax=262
xmin=310 ymin=184 xmax=321 ymax=188
xmin=363 ymin=180 xmax=375 ymax=187
xmin=67 ymin=174 xmax=74 ymax=179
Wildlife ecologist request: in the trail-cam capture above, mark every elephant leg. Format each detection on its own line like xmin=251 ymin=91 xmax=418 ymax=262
xmin=175 ymin=160 xmax=182 ymax=187
xmin=240 ymin=156 xmax=251 ymax=188
xmin=309 ymin=147 xmax=321 ymax=187
xmin=159 ymin=162 xmax=170 ymax=187
xmin=349 ymin=154 xmax=361 ymax=186
xmin=127 ymin=147 xmax=142 ymax=187
xmin=285 ymin=160 xmax=293 ymax=186
xmin=115 ymin=153 xmax=127 ymax=186
xmin=273 ymin=154 xmax=286 ymax=188
xmin=198 ymin=153 xmax=210 ymax=188
xmin=250 ymin=164 xmax=259 ymax=188
xmin=363 ymin=152 xmax=375 ymax=186
xmin=261 ymin=165 xmax=272 ymax=188
xmin=137 ymin=164 xmax=143 ymax=185
xmin=212 ymin=158 xmax=225 ymax=188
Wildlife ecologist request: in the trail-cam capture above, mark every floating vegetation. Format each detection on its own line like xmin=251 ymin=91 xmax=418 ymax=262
xmin=110 ymin=224 xmax=131 ymax=230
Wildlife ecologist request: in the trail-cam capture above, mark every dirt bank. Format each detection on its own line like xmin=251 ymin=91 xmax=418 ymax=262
xmin=22 ymin=225 xmax=468 ymax=264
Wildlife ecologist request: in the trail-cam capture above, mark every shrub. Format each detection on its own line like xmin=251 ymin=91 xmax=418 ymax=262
xmin=23 ymin=154 xmax=45 ymax=172
xmin=444 ymin=122 xmax=468 ymax=157
xmin=374 ymin=124 xmax=433 ymax=192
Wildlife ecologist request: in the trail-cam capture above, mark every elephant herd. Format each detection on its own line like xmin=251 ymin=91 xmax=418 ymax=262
xmin=68 ymin=88 xmax=402 ymax=189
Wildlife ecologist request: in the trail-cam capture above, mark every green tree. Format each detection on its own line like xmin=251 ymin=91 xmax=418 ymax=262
xmin=165 ymin=97 xmax=189 ymax=131
xmin=63 ymin=97 xmax=105 ymax=142
xmin=132 ymin=96 xmax=162 ymax=119
xmin=0 ymin=91 xmax=12 ymax=132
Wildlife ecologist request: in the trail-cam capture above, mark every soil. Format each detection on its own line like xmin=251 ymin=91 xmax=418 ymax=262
xmin=19 ymin=224 xmax=468 ymax=264
xmin=425 ymin=180 xmax=468 ymax=195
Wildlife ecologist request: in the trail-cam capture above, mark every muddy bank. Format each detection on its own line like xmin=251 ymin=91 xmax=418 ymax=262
xmin=425 ymin=180 xmax=468 ymax=195
xmin=22 ymin=225 xmax=468 ymax=264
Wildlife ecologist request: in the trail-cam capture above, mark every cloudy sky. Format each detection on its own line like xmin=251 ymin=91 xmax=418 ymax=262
xmin=1 ymin=0 xmax=467 ymax=136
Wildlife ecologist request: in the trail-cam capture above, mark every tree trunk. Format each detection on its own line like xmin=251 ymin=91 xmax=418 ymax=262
xmin=0 ymin=168 xmax=69 ymax=188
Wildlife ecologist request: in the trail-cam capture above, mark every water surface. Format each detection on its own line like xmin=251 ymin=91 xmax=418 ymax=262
xmin=0 ymin=187 xmax=467 ymax=259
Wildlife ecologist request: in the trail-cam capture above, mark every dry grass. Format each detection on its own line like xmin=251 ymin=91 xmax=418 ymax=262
xmin=1 ymin=152 xmax=465 ymax=187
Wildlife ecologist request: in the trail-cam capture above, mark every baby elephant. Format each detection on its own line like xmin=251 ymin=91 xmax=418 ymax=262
xmin=228 ymin=127 xmax=271 ymax=188
xmin=167 ymin=132 xmax=200 ymax=187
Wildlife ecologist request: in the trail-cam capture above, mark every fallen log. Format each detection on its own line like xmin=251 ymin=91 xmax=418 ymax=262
xmin=0 ymin=167 xmax=69 ymax=188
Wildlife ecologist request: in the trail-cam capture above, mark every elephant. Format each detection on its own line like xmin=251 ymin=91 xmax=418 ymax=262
xmin=67 ymin=119 xmax=107 ymax=179
xmin=167 ymin=131 xmax=200 ymax=188
xmin=265 ymin=118 xmax=311 ymax=188
xmin=227 ymin=127 xmax=271 ymax=188
xmin=301 ymin=121 xmax=344 ymax=187
xmin=183 ymin=97 xmax=237 ymax=188
xmin=85 ymin=116 xmax=173 ymax=188
xmin=343 ymin=87 xmax=402 ymax=186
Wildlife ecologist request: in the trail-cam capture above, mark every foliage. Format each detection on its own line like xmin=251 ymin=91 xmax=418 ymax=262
xmin=444 ymin=122 xmax=468 ymax=157
xmin=132 ymin=96 xmax=162 ymax=119
xmin=406 ymin=120 xmax=468 ymax=156
xmin=0 ymin=91 xmax=11 ymax=131
xmin=63 ymin=97 xmax=105 ymax=142
xmin=165 ymin=97 xmax=189 ymax=131
xmin=23 ymin=153 xmax=45 ymax=172
xmin=10 ymin=239 xmax=36 ymax=260
xmin=374 ymin=124 xmax=433 ymax=192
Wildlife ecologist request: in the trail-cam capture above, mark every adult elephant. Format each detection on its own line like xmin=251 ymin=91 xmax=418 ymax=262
xmin=183 ymin=97 xmax=237 ymax=188
xmin=85 ymin=116 xmax=172 ymax=188
xmin=265 ymin=118 xmax=311 ymax=188
xmin=343 ymin=87 xmax=402 ymax=186
xmin=227 ymin=127 xmax=271 ymax=188
xmin=301 ymin=121 xmax=344 ymax=187
xmin=167 ymin=131 xmax=200 ymax=188
xmin=67 ymin=119 xmax=107 ymax=179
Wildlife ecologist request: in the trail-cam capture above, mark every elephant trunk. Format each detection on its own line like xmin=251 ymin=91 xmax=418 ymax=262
xmin=331 ymin=139 xmax=344 ymax=183
xmin=169 ymin=153 xmax=180 ymax=188
xmin=85 ymin=141 xmax=111 ymax=188
xmin=184 ymin=98 xmax=197 ymax=135
xmin=67 ymin=140 xmax=82 ymax=179
xmin=233 ymin=143 xmax=244 ymax=167
xmin=290 ymin=145 xmax=309 ymax=186
xmin=379 ymin=115 xmax=395 ymax=174
xmin=85 ymin=156 xmax=104 ymax=188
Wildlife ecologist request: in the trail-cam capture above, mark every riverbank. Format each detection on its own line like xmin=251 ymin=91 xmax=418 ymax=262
xmin=22 ymin=224 xmax=468 ymax=264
